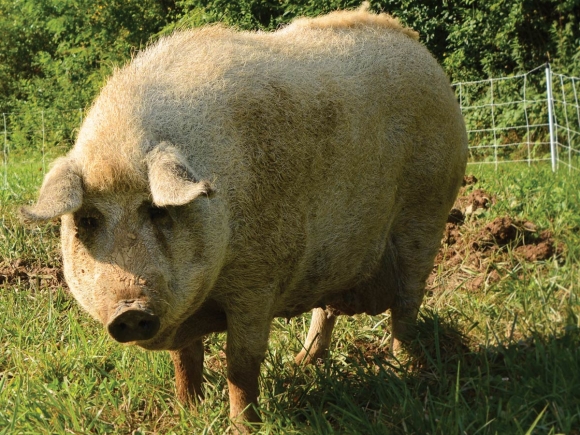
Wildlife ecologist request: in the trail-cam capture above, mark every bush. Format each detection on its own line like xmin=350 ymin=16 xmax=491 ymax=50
xmin=0 ymin=0 xmax=176 ymax=151
xmin=0 ymin=0 xmax=578 ymax=153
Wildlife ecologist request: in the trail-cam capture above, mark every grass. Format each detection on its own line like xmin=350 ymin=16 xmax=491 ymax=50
xmin=1 ymin=156 xmax=579 ymax=434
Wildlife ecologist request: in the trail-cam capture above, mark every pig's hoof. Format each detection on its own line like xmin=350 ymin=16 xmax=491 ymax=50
xmin=295 ymin=347 xmax=327 ymax=365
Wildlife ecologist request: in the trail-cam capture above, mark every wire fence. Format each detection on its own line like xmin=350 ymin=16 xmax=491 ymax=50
xmin=1 ymin=64 xmax=579 ymax=190
xmin=453 ymin=63 xmax=579 ymax=172
xmin=1 ymin=108 xmax=83 ymax=190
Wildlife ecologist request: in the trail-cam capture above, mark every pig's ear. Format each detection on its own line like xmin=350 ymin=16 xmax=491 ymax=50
xmin=146 ymin=142 xmax=213 ymax=207
xmin=20 ymin=157 xmax=83 ymax=222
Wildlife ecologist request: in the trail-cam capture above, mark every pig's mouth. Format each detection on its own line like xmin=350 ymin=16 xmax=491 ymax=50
xmin=106 ymin=300 xmax=160 ymax=344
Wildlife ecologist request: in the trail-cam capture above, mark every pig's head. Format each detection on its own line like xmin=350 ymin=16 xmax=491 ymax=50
xmin=21 ymin=142 xmax=228 ymax=350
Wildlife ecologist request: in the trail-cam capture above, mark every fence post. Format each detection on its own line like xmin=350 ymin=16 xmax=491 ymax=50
xmin=41 ymin=109 xmax=46 ymax=175
xmin=2 ymin=113 xmax=7 ymax=190
xmin=490 ymin=79 xmax=499 ymax=170
xmin=545 ymin=63 xmax=557 ymax=172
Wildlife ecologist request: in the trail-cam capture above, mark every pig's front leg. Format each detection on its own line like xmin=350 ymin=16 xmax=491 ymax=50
xmin=170 ymin=339 xmax=205 ymax=404
xmin=225 ymin=314 xmax=271 ymax=432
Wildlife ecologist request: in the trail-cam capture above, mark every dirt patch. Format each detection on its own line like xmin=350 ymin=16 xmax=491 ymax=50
xmin=481 ymin=216 xmax=522 ymax=246
xmin=462 ymin=174 xmax=478 ymax=186
xmin=0 ymin=258 xmax=64 ymax=288
xmin=453 ymin=188 xmax=496 ymax=216
xmin=515 ymin=231 xmax=557 ymax=262
xmin=442 ymin=222 xmax=461 ymax=246
xmin=473 ymin=217 xmax=560 ymax=262
xmin=475 ymin=217 xmax=535 ymax=248
xmin=466 ymin=189 xmax=495 ymax=214
xmin=429 ymin=175 xmax=563 ymax=293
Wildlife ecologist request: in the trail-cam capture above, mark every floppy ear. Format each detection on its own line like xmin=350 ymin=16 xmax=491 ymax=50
xmin=146 ymin=142 xmax=213 ymax=207
xmin=20 ymin=157 xmax=83 ymax=222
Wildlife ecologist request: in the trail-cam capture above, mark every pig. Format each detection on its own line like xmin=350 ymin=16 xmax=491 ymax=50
xmin=22 ymin=5 xmax=467 ymax=431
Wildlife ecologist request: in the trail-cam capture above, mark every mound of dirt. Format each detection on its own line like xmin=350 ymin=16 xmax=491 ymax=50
xmin=453 ymin=188 xmax=495 ymax=216
xmin=473 ymin=216 xmax=559 ymax=262
xmin=475 ymin=216 xmax=533 ymax=248
xmin=429 ymin=175 xmax=563 ymax=292
xmin=515 ymin=230 xmax=558 ymax=262
xmin=462 ymin=174 xmax=478 ymax=186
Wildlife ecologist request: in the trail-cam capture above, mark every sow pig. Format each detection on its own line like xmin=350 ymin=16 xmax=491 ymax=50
xmin=23 ymin=6 xmax=467 ymax=430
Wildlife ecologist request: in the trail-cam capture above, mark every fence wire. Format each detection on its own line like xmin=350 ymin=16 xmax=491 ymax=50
xmin=1 ymin=65 xmax=579 ymax=190
xmin=453 ymin=64 xmax=579 ymax=172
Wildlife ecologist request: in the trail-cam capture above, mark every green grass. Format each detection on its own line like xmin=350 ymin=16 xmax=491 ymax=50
xmin=1 ymin=157 xmax=579 ymax=434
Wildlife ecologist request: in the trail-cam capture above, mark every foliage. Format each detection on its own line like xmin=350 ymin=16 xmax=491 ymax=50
xmin=0 ymin=0 xmax=177 ymax=151
xmin=165 ymin=0 xmax=580 ymax=81
xmin=160 ymin=0 xmax=362 ymax=32
xmin=440 ymin=0 xmax=580 ymax=81
xmin=0 ymin=0 xmax=578 ymax=154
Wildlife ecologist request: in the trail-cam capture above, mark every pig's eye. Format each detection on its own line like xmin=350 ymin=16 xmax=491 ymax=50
xmin=79 ymin=216 xmax=99 ymax=230
xmin=74 ymin=209 xmax=103 ymax=244
xmin=148 ymin=205 xmax=169 ymax=221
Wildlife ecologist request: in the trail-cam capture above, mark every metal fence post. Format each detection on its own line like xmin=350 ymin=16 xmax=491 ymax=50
xmin=41 ymin=109 xmax=46 ymax=175
xmin=490 ymin=78 xmax=499 ymax=170
xmin=545 ymin=63 xmax=557 ymax=172
xmin=2 ymin=113 xmax=7 ymax=190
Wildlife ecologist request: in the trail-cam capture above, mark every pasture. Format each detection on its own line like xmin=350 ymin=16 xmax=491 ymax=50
xmin=1 ymin=155 xmax=579 ymax=434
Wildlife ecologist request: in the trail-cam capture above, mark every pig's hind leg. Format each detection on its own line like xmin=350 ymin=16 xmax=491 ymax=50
xmin=295 ymin=307 xmax=337 ymax=365
xmin=389 ymin=207 xmax=450 ymax=353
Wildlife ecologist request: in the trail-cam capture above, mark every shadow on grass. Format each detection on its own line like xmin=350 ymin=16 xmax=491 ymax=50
xmin=262 ymin=310 xmax=580 ymax=434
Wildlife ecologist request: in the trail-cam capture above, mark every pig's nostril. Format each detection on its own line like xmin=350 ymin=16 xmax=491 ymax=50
xmin=139 ymin=319 xmax=157 ymax=332
xmin=107 ymin=309 xmax=160 ymax=343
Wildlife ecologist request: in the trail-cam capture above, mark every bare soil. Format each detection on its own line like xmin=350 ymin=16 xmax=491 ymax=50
xmin=0 ymin=258 xmax=63 ymax=288
xmin=430 ymin=175 xmax=563 ymax=292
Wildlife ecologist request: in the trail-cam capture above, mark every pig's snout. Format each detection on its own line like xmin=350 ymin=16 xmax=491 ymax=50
xmin=107 ymin=302 xmax=160 ymax=343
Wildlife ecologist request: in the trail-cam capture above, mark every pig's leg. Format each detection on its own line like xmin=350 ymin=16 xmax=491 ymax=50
xmin=390 ymin=305 xmax=421 ymax=353
xmin=295 ymin=307 xmax=337 ymax=364
xmin=225 ymin=315 xmax=271 ymax=431
xmin=170 ymin=339 xmax=205 ymax=404
xmin=389 ymin=217 xmax=445 ymax=353
xmin=389 ymin=249 xmax=429 ymax=354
